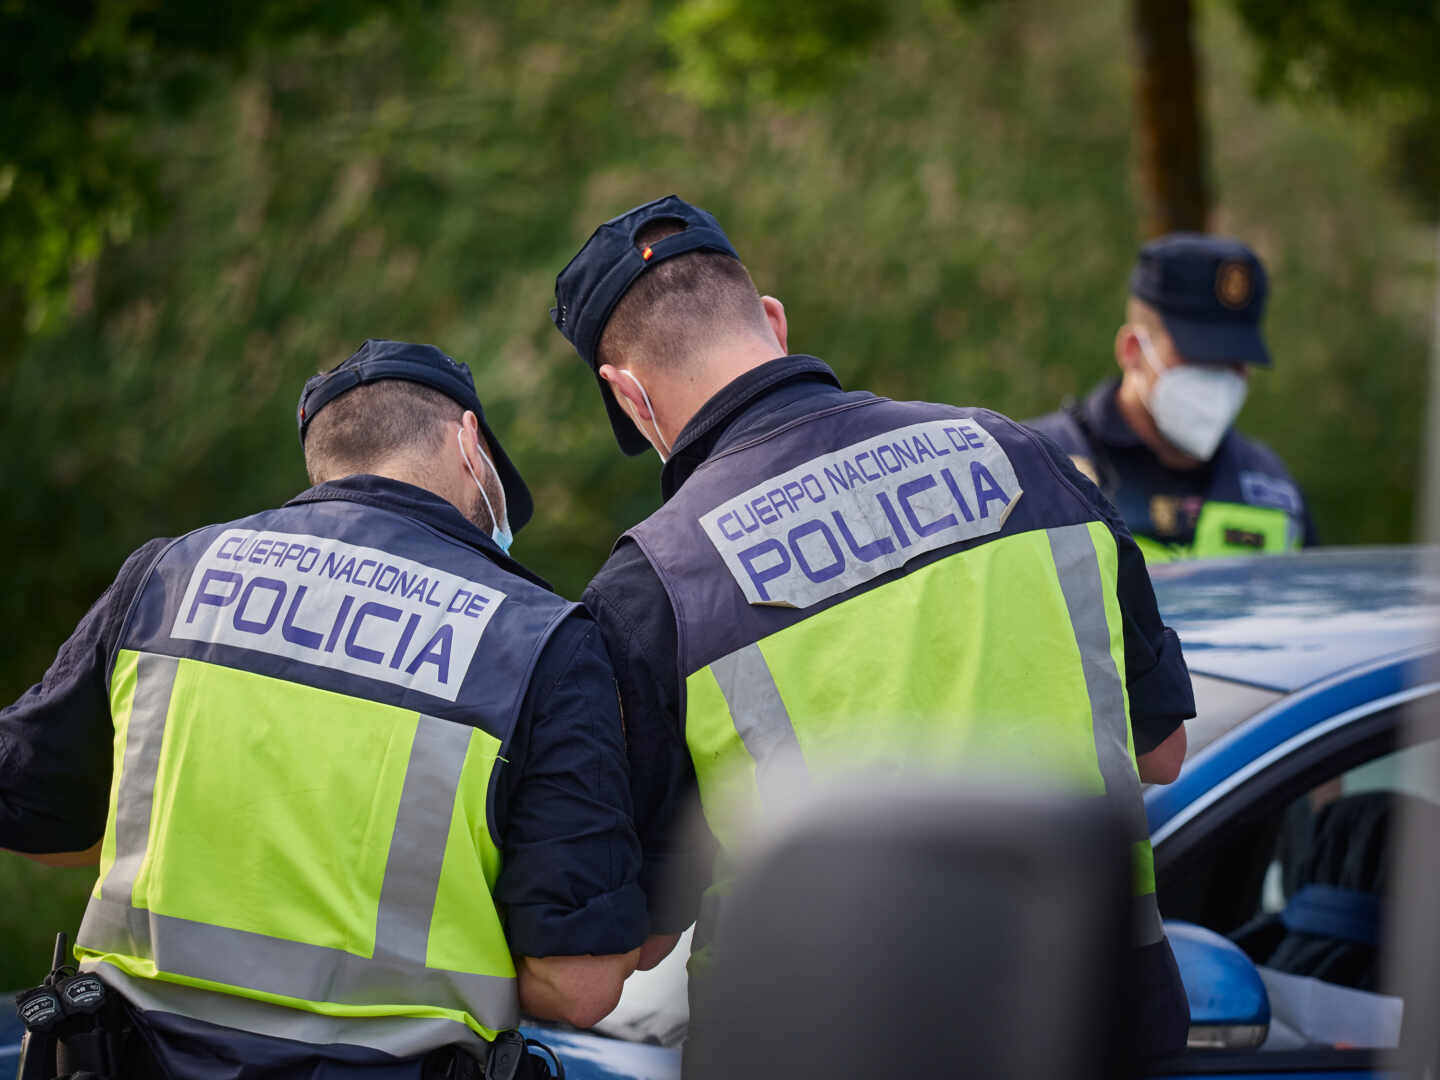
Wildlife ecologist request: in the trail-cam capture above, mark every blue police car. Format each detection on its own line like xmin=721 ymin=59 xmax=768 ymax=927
xmin=4 ymin=548 xmax=1435 ymax=1078
xmin=1145 ymin=545 xmax=1437 ymax=1078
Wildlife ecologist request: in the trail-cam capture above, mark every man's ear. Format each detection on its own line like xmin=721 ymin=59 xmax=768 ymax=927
xmin=598 ymin=364 xmax=652 ymax=422
xmin=1115 ymin=324 xmax=1143 ymax=375
xmin=453 ymin=410 xmax=481 ymax=481
xmin=458 ymin=409 xmax=481 ymax=458
xmin=761 ymin=296 xmax=788 ymax=354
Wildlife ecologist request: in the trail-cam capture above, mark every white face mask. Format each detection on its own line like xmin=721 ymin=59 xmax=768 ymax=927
xmin=457 ymin=427 xmax=514 ymax=554
xmin=1136 ymin=328 xmax=1248 ymax=461
xmin=621 ymin=369 xmax=671 ymax=463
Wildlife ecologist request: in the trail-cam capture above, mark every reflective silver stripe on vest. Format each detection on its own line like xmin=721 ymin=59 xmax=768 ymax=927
xmin=374 ymin=713 xmax=474 ymax=964
xmin=710 ymin=643 xmax=809 ymax=793
xmin=84 ymin=654 xmax=517 ymax=1030
xmin=87 ymin=961 xmax=491 ymax=1061
xmin=1046 ymin=523 xmax=1165 ymax=947
xmin=78 ymin=894 xmax=518 ymax=1028
xmin=102 ymin=653 xmax=180 ymax=904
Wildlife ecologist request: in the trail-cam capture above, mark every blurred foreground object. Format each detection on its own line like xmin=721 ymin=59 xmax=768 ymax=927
xmin=695 ymin=781 xmax=1135 ymax=1080
xmin=1381 ymin=226 xmax=1440 ymax=1075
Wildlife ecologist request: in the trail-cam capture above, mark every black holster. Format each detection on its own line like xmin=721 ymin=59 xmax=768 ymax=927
xmin=18 ymin=992 xmax=158 ymax=1080
xmin=422 ymin=1030 xmax=564 ymax=1080
xmin=15 ymin=935 xmax=162 ymax=1080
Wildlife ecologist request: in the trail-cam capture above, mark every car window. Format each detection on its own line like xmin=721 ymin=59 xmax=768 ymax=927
xmin=1254 ymin=736 xmax=1440 ymax=918
xmin=1156 ymin=681 xmax=1440 ymax=1064
xmin=1197 ymin=730 xmax=1438 ymax=1052
xmin=1338 ymin=736 xmax=1440 ymax=803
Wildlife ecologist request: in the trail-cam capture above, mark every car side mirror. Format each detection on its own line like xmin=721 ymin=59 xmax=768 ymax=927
xmin=1165 ymin=920 xmax=1270 ymax=1050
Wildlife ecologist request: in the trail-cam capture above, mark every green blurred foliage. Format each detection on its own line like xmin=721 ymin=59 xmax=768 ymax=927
xmin=0 ymin=0 xmax=1434 ymax=986
xmin=1232 ymin=0 xmax=1440 ymax=102
xmin=0 ymin=0 xmax=442 ymax=331
xmin=0 ymin=861 xmax=95 ymax=987
xmin=661 ymin=0 xmax=894 ymax=105
xmin=1231 ymin=0 xmax=1440 ymax=219
xmin=659 ymin=0 xmax=1440 ymax=221
xmin=1387 ymin=107 xmax=1440 ymax=221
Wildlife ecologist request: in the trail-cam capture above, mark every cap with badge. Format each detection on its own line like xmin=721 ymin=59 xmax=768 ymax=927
xmin=551 ymin=195 xmax=742 ymax=454
xmin=297 ymin=338 xmax=533 ymax=531
xmin=1129 ymin=233 xmax=1271 ymax=368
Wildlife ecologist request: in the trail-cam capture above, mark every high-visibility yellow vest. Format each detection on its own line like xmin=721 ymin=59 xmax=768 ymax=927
xmin=76 ymin=497 xmax=575 ymax=1059
xmin=1135 ymin=501 xmax=1296 ymax=564
xmin=626 ymin=394 xmax=1164 ymax=946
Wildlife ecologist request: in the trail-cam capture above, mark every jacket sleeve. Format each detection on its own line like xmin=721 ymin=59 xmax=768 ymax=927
xmin=0 ymin=539 xmax=168 ymax=854
xmin=492 ymin=614 xmax=648 ymax=958
xmin=583 ymin=540 xmax=718 ymax=935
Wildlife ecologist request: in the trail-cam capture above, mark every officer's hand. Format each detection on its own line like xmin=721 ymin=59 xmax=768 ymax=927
xmin=516 ymin=948 xmax=640 ymax=1029
xmin=1137 ymin=725 xmax=1187 ymax=785
xmin=636 ymin=932 xmax=682 ymax=971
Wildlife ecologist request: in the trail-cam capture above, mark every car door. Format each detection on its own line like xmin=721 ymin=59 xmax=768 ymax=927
xmin=1149 ymin=682 xmax=1440 ymax=1078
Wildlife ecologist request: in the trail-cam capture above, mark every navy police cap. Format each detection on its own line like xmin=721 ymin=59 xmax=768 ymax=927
xmin=551 ymin=195 xmax=741 ymax=455
xmin=1129 ymin=233 xmax=1271 ymax=368
xmin=296 ymin=339 xmax=534 ymax=531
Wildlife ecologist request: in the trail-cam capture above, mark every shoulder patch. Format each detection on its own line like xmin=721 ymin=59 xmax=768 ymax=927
xmin=699 ymin=418 xmax=1022 ymax=608
xmin=1239 ymin=471 xmax=1301 ymax=515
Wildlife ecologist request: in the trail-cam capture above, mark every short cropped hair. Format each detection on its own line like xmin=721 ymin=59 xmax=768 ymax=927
xmin=303 ymin=379 xmax=462 ymax=484
xmin=596 ymin=218 xmax=771 ymax=370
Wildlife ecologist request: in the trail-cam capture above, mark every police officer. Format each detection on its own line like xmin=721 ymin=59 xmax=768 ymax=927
xmin=1028 ymin=234 xmax=1316 ymax=562
xmin=0 ymin=340 xmax=647 ymax=1078
xmin=550 ymin=197 xmax=1197 ymax=1062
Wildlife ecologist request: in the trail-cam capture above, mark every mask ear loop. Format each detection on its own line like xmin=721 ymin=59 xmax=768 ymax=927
xmin=621 ymin=369 xmax=671 ymax=460
xmin=458 ymin=426 xmax=504 ymax=533
xmin=1134 ymin=325 xmax=1164 ymax=377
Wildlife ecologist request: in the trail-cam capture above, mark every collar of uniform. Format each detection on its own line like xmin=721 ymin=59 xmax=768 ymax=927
xmin=1080 ymin=375 xmax=1147 ymax=449
xmin=659 ymin=355 xmax=842 ymax=501
xmin=285 ymin=474 xmax=554 ymax=590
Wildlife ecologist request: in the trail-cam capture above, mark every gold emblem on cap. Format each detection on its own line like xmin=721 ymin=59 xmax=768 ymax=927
xmin=1216 ymin=260 xmax=1252 ymax=309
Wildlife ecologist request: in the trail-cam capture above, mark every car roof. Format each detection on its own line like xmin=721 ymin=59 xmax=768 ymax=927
xmin=1148 ymin=546 xmax=1440 ymax=693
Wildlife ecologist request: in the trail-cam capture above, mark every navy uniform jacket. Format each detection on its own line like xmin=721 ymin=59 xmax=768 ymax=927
xmin=1028 ymin=377 xmax=1317 ymax=551
xmin=583 ymin=357 xmax=1196 ymax=934
xmin=0 ymin=475 xmax=647 ymax=1076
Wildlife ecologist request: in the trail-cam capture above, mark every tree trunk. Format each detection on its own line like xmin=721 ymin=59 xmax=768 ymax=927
xmin=1130 ymin=0 xmax=1211 ymax=237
